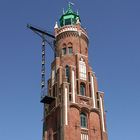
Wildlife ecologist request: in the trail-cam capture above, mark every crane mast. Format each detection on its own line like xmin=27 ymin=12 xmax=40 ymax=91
xmin=27 ymin=24 xmax=55 ymax=96
xmin=41 ymin=39 xmax=45 ymax=89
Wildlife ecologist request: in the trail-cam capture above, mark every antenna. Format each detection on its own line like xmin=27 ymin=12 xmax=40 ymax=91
xmin=27 ymin=24 xmax=55 ymax=96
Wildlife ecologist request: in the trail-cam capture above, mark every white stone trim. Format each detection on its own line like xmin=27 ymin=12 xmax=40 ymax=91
xmin=56 ymin=25 xmax=88 ymax=38
xmin=76 ymin=53 xmax=88 ymax=58
xmin=100 ymin=96 xmax=105 ymax=132
xmin=91 ymin=75 xmax=96 ymax=108
xmin=81 ymin=133 xmax=88 ymax=140
xmin=51 ymin=68 xmax=55 ymax=86
xmin=65 ymin=87 xmax=68 ymax=125
xmin=45 ymin=131 xmax=47 ymax=140
xmin=72 ymin=70 xmax=75 ymax=103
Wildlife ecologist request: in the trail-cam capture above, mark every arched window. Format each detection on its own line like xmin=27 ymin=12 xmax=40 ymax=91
xmin=68 ymin=42 xmax=73 ymax=54
xmin=80 ymin=83 xmax=86 ymax=96
xmin=65 ymin=65 xmax=70 ymax=82
xmin=80 ymin=113 xmax=87 ymax=128
xmin=62 ymin=43 xmax=66 ymax=55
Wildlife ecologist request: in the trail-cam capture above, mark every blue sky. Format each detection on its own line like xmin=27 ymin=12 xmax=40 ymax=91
xmin=0 ymin=0 xmax=140 ymax=140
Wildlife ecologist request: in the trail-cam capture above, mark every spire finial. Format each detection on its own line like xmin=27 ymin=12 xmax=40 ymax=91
xmin=77 ymin=9 xmax=79 ymax=15
xmin=76 ymin=17 xmax=81 ymax=25
xmin=63 ymin=8 xmax=65 ymax=14
xmin=54 ymin=21 xmax=58 ymax=29
xmin=68 ymin=2 xmax=74 ymax=10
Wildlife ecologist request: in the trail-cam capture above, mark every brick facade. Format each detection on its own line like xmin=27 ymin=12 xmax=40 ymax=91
xmin=41 ymin=7 xmax=108 ymax=140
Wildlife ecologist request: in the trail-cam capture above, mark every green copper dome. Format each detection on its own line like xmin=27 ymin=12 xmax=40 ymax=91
xmin=59 ymin=3 xmax=80 ymax=27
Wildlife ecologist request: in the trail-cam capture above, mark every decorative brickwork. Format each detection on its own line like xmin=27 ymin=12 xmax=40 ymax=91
xmin=41 ymin=5 xmax=108 ymax=140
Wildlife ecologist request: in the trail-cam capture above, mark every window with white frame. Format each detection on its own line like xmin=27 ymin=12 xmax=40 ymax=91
xmin=80 ymin=83 xmax=86 ymax=96
xmin=62 ymin=43 xmax=67 ymax=55
xmin=62 ymin=48 xmax=66 ymax=55
xmin=80 ymin=112 xmax=88 ymax=140
xmin=80 ymin=113 xmax=87 ymax=128
xmin=68 ymin=42 xmax=73 ymax=54
xmin=79 ymin=58 xmax=86 ymax=80
xmin=68 ymin=47 xmax=73 ymax=54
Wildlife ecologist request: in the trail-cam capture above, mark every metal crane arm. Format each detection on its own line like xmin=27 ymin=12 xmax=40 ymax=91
xmin=27 ymin=24 xmax=55 ymax=39
xmin=27 ymin=24 xmax=56 ymax=52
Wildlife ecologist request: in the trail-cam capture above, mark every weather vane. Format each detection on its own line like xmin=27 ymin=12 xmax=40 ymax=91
xmin=69 ymin=1 xmax=74 ymax=7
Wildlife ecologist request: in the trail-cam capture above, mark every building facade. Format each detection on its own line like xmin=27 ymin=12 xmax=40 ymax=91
xmin=41 ymin=4 xmax=108 ymax=140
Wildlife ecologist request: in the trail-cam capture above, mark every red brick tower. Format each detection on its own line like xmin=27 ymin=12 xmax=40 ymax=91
xmin=41 ymin=4 xmax=108 ymax=140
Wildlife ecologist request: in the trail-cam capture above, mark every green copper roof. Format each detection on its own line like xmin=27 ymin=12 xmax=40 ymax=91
xmin=59 ymin=3 xmax=80 ymax=27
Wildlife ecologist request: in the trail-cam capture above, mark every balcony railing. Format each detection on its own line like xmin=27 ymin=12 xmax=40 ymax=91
xmin=40 ymin=87 xmax=55 ymax=104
